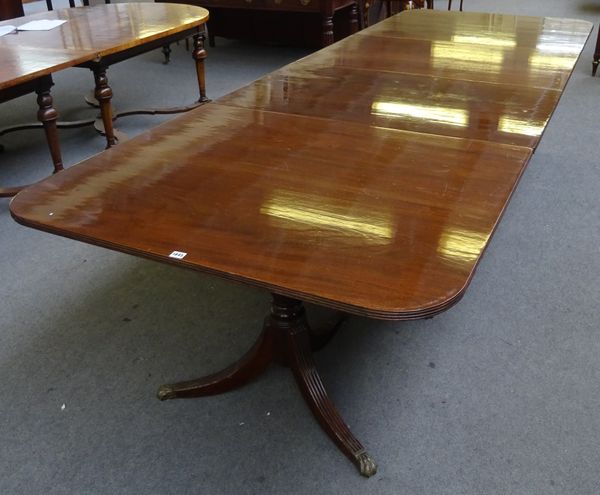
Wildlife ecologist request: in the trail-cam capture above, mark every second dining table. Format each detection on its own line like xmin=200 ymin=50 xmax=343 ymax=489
xmin=0 ymin=2 xmax=209 ymax=197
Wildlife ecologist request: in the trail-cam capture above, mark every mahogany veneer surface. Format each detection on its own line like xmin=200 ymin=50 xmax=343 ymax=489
xmin=362 ymin=10 xmax=591 ymax=47
xmin=218 ymin=67 xmax=560 ymax=148
xmin=10 ymin=10 xmax=592 ymax=319
xmin=296 ymin=34 xmax=581 ymax=90
xmin=0 ymin=3 xmax=209 ymax=90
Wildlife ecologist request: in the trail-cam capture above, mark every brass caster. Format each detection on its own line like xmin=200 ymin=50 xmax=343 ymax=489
xmin=357 ymin=452 xmax=378 ymax=477
xmin=157 ymin=385 xmax=176 ymax=401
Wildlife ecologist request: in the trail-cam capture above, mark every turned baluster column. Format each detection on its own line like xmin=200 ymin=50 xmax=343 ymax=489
xmin=350 ymin=3 xmax=359 ymax=34
xmin=92 ymin=66 xmax=117 ymax=148
xmin=319 ymin=0 xmax=335 ymax=47
xmin=192 ymin=29 xmax=209 ymax=103
xmin=35 ymin=76 xmax=63 ymax=174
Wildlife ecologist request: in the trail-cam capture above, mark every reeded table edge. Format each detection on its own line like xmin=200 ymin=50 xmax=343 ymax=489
xmin=9 ymin=141 xmax=531 ymax=321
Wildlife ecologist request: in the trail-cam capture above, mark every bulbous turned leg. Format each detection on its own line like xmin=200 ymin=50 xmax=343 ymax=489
xmin=272 ymin=296 xmax=377 ymax=478
xmin=92 ymin=66 xmax=117 ymax=148
xmin=349 ymin=4 xmax=359 ymax=34
xmin=35 ymin=76 xmax=63 ymax=174
xmin=192 ymin=30 xmax=209 ymax=103
xmin=322 ymin=15 xmax=334 ymax=46
xmin=157 ymin=328 xmax=273 ymax=400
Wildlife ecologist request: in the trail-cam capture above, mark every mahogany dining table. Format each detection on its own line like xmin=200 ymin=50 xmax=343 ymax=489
xmin=0 ymin=0 xmax=24 ymax=21
xmin=0 ymin=2 xmax=209 ymax=197
xmin=10 ymin=10 xmax=592 ymax=477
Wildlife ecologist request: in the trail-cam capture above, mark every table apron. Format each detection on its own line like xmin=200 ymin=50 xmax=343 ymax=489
xmin=76 ymin=26 xmax=205 ymax=69
xmin=0 ymin=75 xmax=54 ymax=105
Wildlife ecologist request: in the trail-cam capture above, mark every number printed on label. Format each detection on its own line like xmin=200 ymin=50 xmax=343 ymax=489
xmin=169 ymin=251 xmax=187 ymax=260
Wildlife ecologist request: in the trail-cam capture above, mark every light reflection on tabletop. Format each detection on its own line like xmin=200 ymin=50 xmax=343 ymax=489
xmin=371 ymin=101 xmax=469 ymax=127
xmin=498 ymin=116 xmax=547 ymax=137
xmin=219 ymin=65 xmax=559 ymax=148
xmin=527 ymin=53 xmax=576 ymax=70
xmin=451 ymin=34 xmax=517 ymax=48
xmin=437 ymin=228 xmax=490 ymax=263
xmin=431 ymin=42 xmax=505 ymax=73
xmin=261 ymin=190 xmax=395 ymax=245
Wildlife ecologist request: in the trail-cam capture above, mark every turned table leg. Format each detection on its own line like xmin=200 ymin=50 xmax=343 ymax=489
xmin=36 ymin=76 xmax=63 ymax=174
xmin=350 ymin=3 xmax=359 ymax=34
xmin=92 ymin=66 xmax=117 ymax=148
xmin=322 ymin=13 xmax=334 ymax=46
xmin=192 ymin=29 xmax=209 ymax=103
xmin=157 ymin=293 xmax=377 ymax=477
xmin=0 ymin=75 xmax=65 ymax=197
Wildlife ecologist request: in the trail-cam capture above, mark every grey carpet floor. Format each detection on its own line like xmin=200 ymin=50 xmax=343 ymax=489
xmin=1 ymin=1 xmax=599 ymax=493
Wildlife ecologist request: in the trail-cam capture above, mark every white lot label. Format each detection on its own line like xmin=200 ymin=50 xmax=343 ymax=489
xmin=169 ymin=251 xmax=187 ymax=260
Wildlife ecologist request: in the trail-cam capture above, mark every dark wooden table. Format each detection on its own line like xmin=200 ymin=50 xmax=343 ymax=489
xmin=0 ymin=0 xmax=23 ymax=21
xmin=10 ymin=10 xmax=592 ymax=477
xmin=0 ymin=3 xmax=209 ymax=197
xmin=160 ymin=0 xmax=359 ymax=48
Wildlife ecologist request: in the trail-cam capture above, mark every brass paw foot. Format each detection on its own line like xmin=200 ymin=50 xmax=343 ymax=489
xmin=157 ymin=385 xmax=176 ymax=401
xmin=356 ymin=452 xmax=378 ymax=477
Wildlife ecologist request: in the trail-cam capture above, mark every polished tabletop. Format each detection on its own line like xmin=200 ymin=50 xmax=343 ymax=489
xmin=10 ymin=10 xmax=592 ymax=319
xmin=0 ymin=3 xmax=209 ymax=90
xmin=221 ymin=11 xmax=590 ymax=148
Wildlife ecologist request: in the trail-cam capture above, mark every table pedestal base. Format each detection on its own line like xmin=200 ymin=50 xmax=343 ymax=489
xmin=157 ymin=293 xmax=378 ymax=477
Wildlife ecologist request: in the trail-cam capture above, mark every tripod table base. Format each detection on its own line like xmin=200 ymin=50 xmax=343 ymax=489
xmin=157 ymin=294 xmax=377 ymax=478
